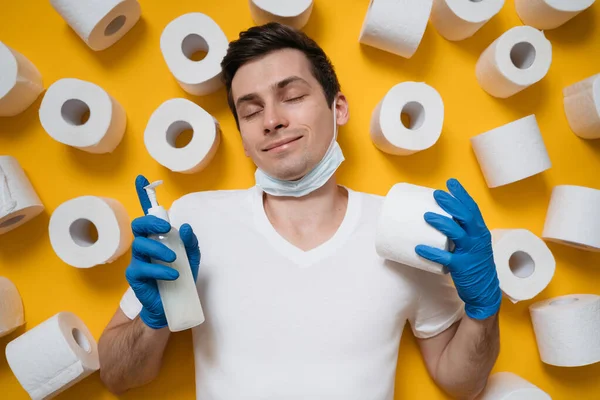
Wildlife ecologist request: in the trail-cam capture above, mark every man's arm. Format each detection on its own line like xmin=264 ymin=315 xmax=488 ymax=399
xmin=417 ymin=314 xmax=499 ymax=399
xmin=415 ymin=178 xmax=504 ymax=399
xmin=98 ymin=307 xmax=171 ymax=395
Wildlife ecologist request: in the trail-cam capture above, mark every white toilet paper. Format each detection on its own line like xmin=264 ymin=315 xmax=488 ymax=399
xmin=542 ymin=185 xmax=600 ymax=252
xmin=359 ymin=0 xmax=433 ymax=59
xmin=491 ymin=229 xmax=555 ymax=303
xmin=5 ymin=312 xmax=99 ymax=400
xmin=39 ymin=78 xmax=126 ymax=154
xmin=49 ymin=196 xmax=132 ymax=268
xmin=0 ymin=277 xmax=25 ymax=338
xmin=0 ymin=156 xmax=44 ymax=235
xmin=370 ymin=82 xmax=444 ymax=156
xmin=515 ymin=0 xmax=595 ymax=30
xmin=477 ymin=372 xmax=551 ymax=400
xmin=470 ymin=115 xmax=551 ymax=188
xmin=160 ymin=13 xmax=228 ymax=96
xmin=144 ymin=98 xmax=221 ymax=174
xmin=375 ymin=183 xmax=452 ymax=275
xmin=50 ymin=0 xmax=141 ymax=51
xmin=563 ymin=73 xmax=600 ymax=140
xmin=249 ymin=0 xmax=314 ymax=29
xmin=476 ymin=26 xmax=552 ymax=98
xmin=530 ymin=294 xmax=600 ymax=367
xmin=0 ymin=41 xmax=43 ymax=117
xmin=430 ymin=0 xmax=505 ymax=41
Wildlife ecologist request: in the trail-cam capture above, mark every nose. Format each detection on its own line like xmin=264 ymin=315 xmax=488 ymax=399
xmin=263 ymin=104 xmax=289 ymax=135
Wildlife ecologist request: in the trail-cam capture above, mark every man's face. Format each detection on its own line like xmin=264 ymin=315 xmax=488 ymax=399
xmin=231 ymin=48 xmax=347 ymax=181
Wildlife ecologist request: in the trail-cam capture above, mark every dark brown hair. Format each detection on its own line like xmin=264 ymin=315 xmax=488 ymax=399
xmin=221 ymin=22 xmax=341 ymax=129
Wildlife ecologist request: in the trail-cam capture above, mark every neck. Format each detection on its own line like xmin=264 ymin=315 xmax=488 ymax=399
xmin=261 ymin=175 xmax=348 ymax=250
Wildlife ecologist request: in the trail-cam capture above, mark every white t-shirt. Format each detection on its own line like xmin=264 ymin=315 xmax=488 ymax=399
xmin=120 ymin=185 xmax=465 ymax=400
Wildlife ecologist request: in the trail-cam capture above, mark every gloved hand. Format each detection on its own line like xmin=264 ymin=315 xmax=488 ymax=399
xmin=415 ymin=178 xmax=502 ymax=320
xmin=125 ymin=175 xmax=201 ymax=329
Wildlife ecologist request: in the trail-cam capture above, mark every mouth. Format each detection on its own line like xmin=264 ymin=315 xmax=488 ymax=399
xmin=263 ymin=136 xmax=303 ymax=152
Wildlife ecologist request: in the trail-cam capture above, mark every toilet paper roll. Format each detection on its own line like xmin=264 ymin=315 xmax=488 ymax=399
xmin=375 ymin=183 xmax=452 ymax=275
xmin=542 ymin=185 xmax=600 ymax=252
xmin=249 ymin=0 xmax=314 ymax=30
xmin=477 ymin=372 xmax=551 ymax=400
xmin=0 ymin=277 xmax=25 ymax=338
xmin=359 ymin=0 xmax=433 ymax=59
xmin=470 ymin=115 xmax=551 ymax=188
xmin=50 ymin=0 xmax=141 ymax=51
xmin=370 ymin=82 xmax=444 ymax=156
xmin=491 ymin=229 xmax=555 ymax=303
xmin=39 ymin=78 xmax=126 ymax=154
xmin=144 ymin=98 xmax=221 ymax=174
xmin=5 ymin=312 xmax=99 ymax=400
xmin=0 ymin=41 xmax=44 ymax=117
xmin=530 ymin=294 xmax=600 ymax=367
xmin=476 ymin=26 xmax=552 ymax=98
xmin=160 ymin=13 xmax=228 ymax=96
xmin=563 ymin=73 xmax=600 ymax=140
xmin=0 ymin=156 xmax=44 ymax=235
xmin=49 ymin=196 xmax=132 ymax=268
xmin=430 ymin=0 xmax=505 ymax=41
xmin=515 ymin=0 xmax=595 ymax=30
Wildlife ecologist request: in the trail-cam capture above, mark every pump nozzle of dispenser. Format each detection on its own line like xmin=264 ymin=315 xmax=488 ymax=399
xmin=144 ymin=180 xmax=170 ymax=223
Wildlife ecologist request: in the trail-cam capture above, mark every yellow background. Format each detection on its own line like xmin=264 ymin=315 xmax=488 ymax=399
xmin=1 ymin=0 xmax=600 ymax=399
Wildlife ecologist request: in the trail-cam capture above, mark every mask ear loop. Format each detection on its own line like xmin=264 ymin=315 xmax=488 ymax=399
xmin=0 ymin=165 xmax=18 ymax=217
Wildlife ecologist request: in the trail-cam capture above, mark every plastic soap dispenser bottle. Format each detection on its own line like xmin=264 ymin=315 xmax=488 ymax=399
xmin=144 ymin=180 xmax=205 ymax=331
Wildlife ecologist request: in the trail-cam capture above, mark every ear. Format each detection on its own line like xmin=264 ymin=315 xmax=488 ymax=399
xmin=334 ymin=92 xmax=350 ymax=126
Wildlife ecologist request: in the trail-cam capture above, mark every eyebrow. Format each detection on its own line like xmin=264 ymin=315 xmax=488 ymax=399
xmin=235 ymin=76 xmax=311 ymax=109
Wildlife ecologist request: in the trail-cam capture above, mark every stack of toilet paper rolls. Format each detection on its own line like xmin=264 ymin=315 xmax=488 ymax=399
xmin=370 ymin=82 xmax=445 ymax=155
xmin=0 ymin=156 xmax=45 ymax=235
xmin=375 ymin=182 xmax=452 ymax=275
xmin=49 ymin=196 xmax=132 ymax=268
xmin=542 ymin=185 xmax=600 ymax=252
xmin=160 ymin=13 xmax=228 ymax=96
xmin=359 ymin=0 xmax=433 ymax=59
xmin=5 ymin=312 xmax=100 ymax=400
xmin=476 ymin=26 xmax=552 ymax=98
xmin=430 ymin=0 xmax=505 ymax=41
xmin=50 ymin=0 xmax=141 ymax=51
xmin=39 ymin=78 xmax=127 ymax=154
xmin=0 ymin=41 xmax=44 ymax=117
xmin=478 ymin=372 xmax=551 ymax=399
xmin=0 ymin=277 xmax=25 ymax=338
xmin=514 ymin=0 xmax=596 ymax=30
xmin=249 ymin=0 xmax=314 ymax=30
xmin=470 ymin=115 xmax=552 ymax=188
xmin=563 ymin=73 xmax=600 ymax=140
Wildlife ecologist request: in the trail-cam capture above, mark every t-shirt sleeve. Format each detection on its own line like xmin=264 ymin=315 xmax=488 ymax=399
xmin=407 ymin=270 xmax=465 ymax=339
xmin=120 ymin=286 xmax=142 ymax=320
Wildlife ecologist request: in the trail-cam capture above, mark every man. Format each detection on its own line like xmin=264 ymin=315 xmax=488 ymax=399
xmin=98 ymin=23 xmax=502 ymax=400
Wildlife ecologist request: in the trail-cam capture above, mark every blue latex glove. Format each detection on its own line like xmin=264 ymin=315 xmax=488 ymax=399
xmin=125 ymin=175 xmax=201 ymax=329
xmin=415 ymin=178 xmax=502 ymax=320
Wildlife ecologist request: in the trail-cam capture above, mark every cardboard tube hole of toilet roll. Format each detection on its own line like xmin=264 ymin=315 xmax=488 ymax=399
xmin=550 ymin=297 xmax=579 ymax=307
xmin=69 ymin=218 xmax=99 ymax=247
xmin=104 ymin=15 xmax=127 ymax=37
xmin=510 ymin=42 xmax=536 ymax=70
xmin=72 ymin=327 xmax=92 ymax=353
xmin=182 ymin=34 xmax=209 ymax=62
xmin=0 ymin=214 xmax=26 ymax=229
xmin=166 ymin=121 xmax=195 ymax=149
xmin=61 ymin=99 xmax=91 ymax=126
xmin=400 ymin=101 xmax=426 ymax=130
xmin=509 ymin=250 xmax=535 ymax=278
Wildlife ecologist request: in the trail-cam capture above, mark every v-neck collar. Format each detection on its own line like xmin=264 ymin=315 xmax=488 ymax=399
xmin=251 ymin=185 xmax=362 ymax=268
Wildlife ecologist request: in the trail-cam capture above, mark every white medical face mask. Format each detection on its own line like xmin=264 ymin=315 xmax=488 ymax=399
xmin=254 ymin=102 xmax=345 ymax=197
